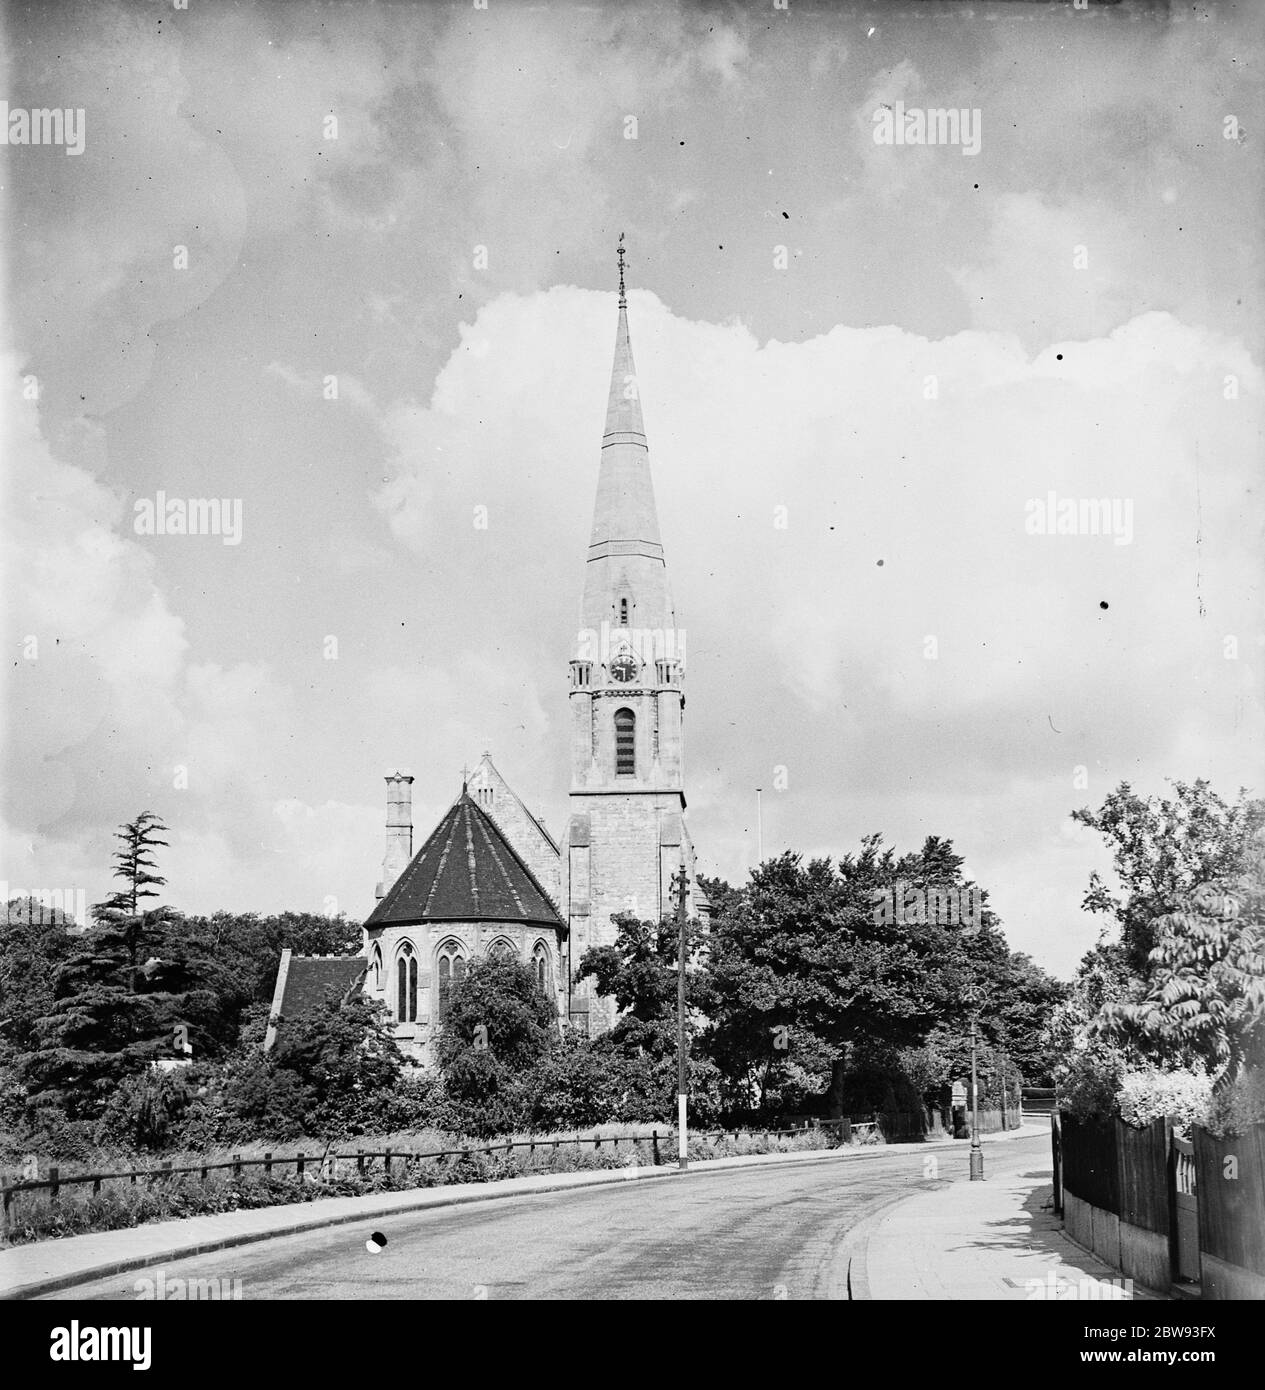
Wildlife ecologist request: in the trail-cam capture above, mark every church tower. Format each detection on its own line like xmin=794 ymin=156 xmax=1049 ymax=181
xmin=565 ymin=241 xmax=706 ymax=1034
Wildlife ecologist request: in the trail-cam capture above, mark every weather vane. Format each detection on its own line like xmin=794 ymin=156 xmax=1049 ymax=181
xmin=617 ymin=231 xmax=627 ymax=307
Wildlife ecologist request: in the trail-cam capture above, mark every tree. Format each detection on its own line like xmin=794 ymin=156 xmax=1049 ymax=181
xmin=0 ymin=914 xmax=77 ymax=1059
xmin=269 ymin=992 xmax=404 ymax=1137
xmin=181 ymin=910 xmax=361 ymax=1005
xmin=575 ymin=911 xmax=710 ymax=1055
xmin=19 ymin=814 xmax=225 ymax=1118
xmin=1073 ymin=780 xmax=1264 ymax=973
xmin=1098 ymin=880 xmax=1265 ymax=1083
xmin=435 ymin=956 xmax=558 ymax=1134
xmin=574 ymin=912 xmax=723 ymax=1121
xmin=577 ymin=838 xmax=1060 ymax=1125
xmin=96 ymin=811 xmax=170 ymax=949
xmin=1070 ymin=781 xmax=1265 ymax=1083
xmin=704 ymin=839 xmax=1004 ymax=1118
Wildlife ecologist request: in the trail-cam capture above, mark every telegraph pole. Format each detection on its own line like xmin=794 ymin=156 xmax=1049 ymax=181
xmin=674 ymin=859 xmax=689 ymax=1170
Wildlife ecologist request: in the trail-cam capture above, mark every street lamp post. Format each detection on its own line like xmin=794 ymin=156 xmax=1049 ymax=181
xmin=674 ymin=860 xmax=689 ymax=1171
xmin=970 ymin=1015 xmax=985 ymax=1181
xmin=1002 ymin=1050 xmax=1012 ymax=1131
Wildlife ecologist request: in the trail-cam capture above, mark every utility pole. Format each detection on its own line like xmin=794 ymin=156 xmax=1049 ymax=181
xmin=970 ymin=1015 xmax=984 ymax=1180
xmin=674 ymin=858 xmax=689 ymax=1171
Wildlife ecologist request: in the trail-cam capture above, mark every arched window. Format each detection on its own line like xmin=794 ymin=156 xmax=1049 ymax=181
xmin=437 ymin=942 xmax=467 ymax=1021
xmin=619 ymin=597 xmax=629 ymax=626
xmin=533 ymin=941 xmax=551 ymax=994
xmin=396 ymin=942 xmax=418 ymax=1023
xmin=489 ymin=939 xmax=516 ymax=962
xmin=615 ymin=707 xmax=635 ymax=776
xmin=369 ymin=944 xmax=382 ymax=992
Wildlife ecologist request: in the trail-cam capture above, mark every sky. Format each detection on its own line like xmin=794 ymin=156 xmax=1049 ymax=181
xmin=1 ymin=0 xmax=1262 ymax=979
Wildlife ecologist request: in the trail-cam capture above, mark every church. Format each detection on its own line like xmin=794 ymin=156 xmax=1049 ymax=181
xmin=268 ymin=251 xmax=708 ymax=1063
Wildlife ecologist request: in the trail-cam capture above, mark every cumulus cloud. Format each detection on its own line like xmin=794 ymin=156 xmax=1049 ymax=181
xmin=370 ymin=286 xmax=1263 ymax=972
xmin=5 ymin=0 xmax=1261 ymax=982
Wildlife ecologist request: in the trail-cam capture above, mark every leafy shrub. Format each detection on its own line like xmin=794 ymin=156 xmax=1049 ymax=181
xmin=14 ymin=1106 xmax=100 ymax=1163
xmin=219 ymin=1052 xmax=310 ymax=1142
xmin=1205 ymin=1067 xmax=1265 ymax=1137
xmin=95 ymin=1069 xmax=198 ymax=1151
xmin=1056 ymin=1041 xmax=1127 ymax=1122
xmin=1115 ymin=1066 xmax=1212 ymax=1132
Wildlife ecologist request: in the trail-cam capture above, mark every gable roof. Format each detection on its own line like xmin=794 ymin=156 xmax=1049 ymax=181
xmin=264 ymin=950 xmax=366 ymax=1050
xmin=364 ymin=791 xmax=565 ymax=931
xmin=469 ymin=752 xmax=560 ymax=857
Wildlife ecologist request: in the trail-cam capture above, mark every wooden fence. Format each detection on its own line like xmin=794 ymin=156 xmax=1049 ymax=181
xmin=1192 ymin=1124 xmax=1265 ymax=1298
xmin=0 ymin=1122 xmax=848 ymax=1243
xmin=1057 ymin=1113 xmax=1265 ymax=1299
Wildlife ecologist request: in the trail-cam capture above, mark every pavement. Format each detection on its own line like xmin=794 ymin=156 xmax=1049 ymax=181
xmin=854 ymin=1133 xmax=1166 ymax=1300
xmin=2 ymin=1121 xmax=1151 ymax=1301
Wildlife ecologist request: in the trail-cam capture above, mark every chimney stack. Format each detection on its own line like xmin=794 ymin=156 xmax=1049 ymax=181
xmin=380 ymin=769 xmax=414 ymax=897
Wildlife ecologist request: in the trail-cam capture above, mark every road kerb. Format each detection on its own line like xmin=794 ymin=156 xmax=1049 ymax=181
xmin=1 ymin=1125 xmax=1047 ymax=1301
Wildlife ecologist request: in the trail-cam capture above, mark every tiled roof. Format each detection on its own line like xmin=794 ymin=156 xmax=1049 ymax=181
xmin=275 ymin=955 xmax=366 ymax=1022
xmin=365 ymin=791 xmax=565 ymax=930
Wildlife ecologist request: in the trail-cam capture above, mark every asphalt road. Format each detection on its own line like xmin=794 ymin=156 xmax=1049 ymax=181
xmin=44 ymin=1137 xmax=1048 ymax=1300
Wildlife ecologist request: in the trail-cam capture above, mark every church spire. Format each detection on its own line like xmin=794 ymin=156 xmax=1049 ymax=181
xmin=589 ymin=239 xmax=661 ymax=562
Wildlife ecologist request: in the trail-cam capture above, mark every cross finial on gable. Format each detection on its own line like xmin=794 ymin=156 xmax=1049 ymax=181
xmin=460 ymin=763 xmax=470 ymax=791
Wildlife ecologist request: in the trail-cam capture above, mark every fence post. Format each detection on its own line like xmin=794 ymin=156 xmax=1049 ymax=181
xmin=49 ymin=1166 xmax=59 ymax=1204
xmin=200 ymin=1162 xmax=208 ymax=1185
xmin=92 ymin=1177 xmax=102 ymax=1197
xmin=161 ymin=1161 xmax=173 ymax=1184
xmin=652 ymin=1130 xmax=660 ymax=1165
xmin=595 ymin=1134 xmax=602 ymax=1151
xmin=1 ymin=1188 xmax=9 ymax=1244
xmin=264 ymin=1152 xmax=272 ymax=1177
xmin=296 ymin=1152 xmax=305 ymax=1180
xmin=384 ymin=1148 xmax=392 ymax=1177
xmin=232 ymin=1154 xmax=241 ymax=1180
xmin=357 ymin=1148 xmax=364 ymax=1178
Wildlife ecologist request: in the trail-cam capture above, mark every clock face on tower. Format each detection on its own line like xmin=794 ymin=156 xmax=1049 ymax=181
xmin=610 ymin=651 xmax=638 ymax=684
